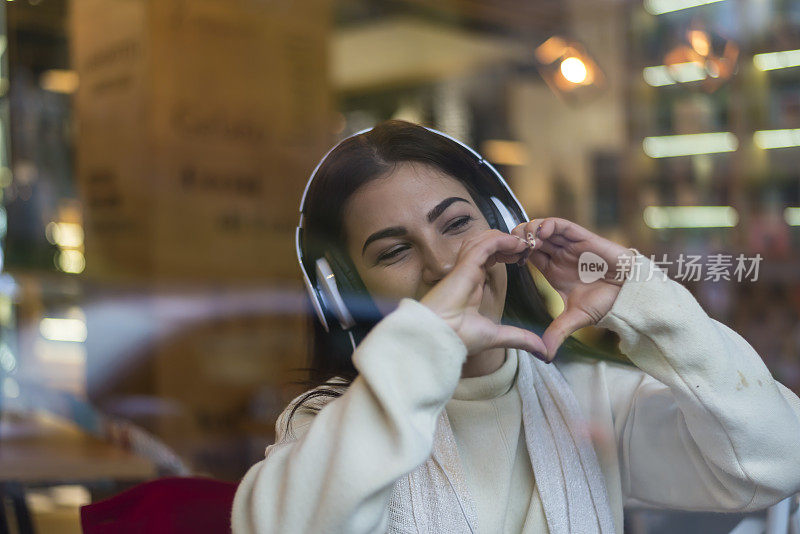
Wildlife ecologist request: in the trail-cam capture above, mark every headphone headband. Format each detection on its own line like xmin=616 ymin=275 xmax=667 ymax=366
xmin=296 ymin=123 xmax=529 ymax=335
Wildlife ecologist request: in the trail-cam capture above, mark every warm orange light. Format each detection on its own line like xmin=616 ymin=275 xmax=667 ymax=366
xmin=482 ymin=140 xmax=528 ymax=166
xmin=689 ymin=30 xmax=710 ymax=57
xmin=654 ymin=25 xmax=738 ymax=92
xmin=534 ymin=36 xmax=605 ymax=101
xmin=560 ymin=57 xmax=588 ymax=84
xmin=40 ymin=70 xmax=79 ymax=94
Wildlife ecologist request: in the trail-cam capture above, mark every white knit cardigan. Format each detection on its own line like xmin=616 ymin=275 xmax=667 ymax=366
xmin=232 ymin=253 xmax=800 ymax=534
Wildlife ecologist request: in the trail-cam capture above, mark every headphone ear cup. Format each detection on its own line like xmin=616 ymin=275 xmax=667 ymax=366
xmin=486 ymin=202 xmax=506 ymax=232
xmin=325 ymin=248 xmax=362 ymax=299
xmin=315 ymin=256 xmax=355 ymax=330
xmin=324 ymin=248 xmax=383 ymax=326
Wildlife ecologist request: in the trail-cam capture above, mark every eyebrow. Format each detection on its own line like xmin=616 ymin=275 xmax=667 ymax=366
xmin=361 ymin=196 xmax=470 ymax=256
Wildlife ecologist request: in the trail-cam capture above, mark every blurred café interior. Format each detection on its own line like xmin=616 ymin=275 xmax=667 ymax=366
xmin=0 ymin=0 xmax=798 ymax=532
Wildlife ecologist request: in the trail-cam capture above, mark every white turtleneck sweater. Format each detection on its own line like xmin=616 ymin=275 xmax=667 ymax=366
xmin=446 ymin=348 xmax=547 ymax=534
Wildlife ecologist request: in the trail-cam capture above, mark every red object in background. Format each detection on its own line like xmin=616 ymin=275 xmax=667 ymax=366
xmin=81 ymin=477 xmax=238 ymax=534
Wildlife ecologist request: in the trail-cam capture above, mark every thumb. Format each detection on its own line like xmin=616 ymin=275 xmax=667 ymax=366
xmin=542 ymin=307 xmax=594 ymax=362
xmin=488 ymin=324 xmax=548 ymax=362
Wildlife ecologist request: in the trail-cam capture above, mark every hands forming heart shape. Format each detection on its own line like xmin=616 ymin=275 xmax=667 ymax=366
xmin=420 ymin=217 xmax=635 ymax=363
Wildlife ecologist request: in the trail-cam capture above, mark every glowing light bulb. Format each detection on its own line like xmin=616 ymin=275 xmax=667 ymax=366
xmin=560 ymin=57 xmax=587 ymax=84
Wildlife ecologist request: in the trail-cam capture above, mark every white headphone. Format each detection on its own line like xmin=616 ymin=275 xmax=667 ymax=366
xmin=295 ymin=125 xmax=530 ymax=346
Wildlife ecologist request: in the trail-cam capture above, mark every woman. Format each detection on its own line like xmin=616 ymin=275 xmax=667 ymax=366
xmin=232 ymin=120 xmax=800 ymax=534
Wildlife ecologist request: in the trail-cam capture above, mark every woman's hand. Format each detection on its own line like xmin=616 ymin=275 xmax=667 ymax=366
xmin=512 ymin=217 xmax=634 ymax=363
xmin=420 ymin=229 xmax=548 ymax=359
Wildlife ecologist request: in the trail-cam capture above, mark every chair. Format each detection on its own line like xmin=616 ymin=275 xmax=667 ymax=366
xmin=81 ymin=477 xmax=238 ymax=534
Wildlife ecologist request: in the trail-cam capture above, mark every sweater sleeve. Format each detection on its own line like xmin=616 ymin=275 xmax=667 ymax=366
xmin=595 ymin=252 xmax=800 ymax=512
xmin=230 ymin=298 xmax=467 ymax=534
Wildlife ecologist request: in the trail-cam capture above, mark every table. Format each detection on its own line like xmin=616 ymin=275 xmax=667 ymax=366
xmin=0 ymin=412 xmax=157 ymax=534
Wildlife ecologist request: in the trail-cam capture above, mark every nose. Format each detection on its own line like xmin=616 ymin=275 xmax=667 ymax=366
xmin=420 ymin=241 xmax=456 ymax=286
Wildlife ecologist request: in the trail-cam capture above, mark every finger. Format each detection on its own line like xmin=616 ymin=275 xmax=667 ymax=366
xmin=511 ymin=220 xmax=543 ymax=242
xmin=508 ymin=220 xmax=545 ymax=254
xmin=488 ymin=324 xmax=548 ymax=361
xmin=538 ymin=217 xmax=592 ymax=244
xmin=448 ymin=232 xmax=528 ymax=289
xmin=494 ymin=234 xmax=532 ymax=264
xmin=489 ymin=249 xmax=534 ymax=268
xmin=512 ymin=238 xmax=558 ymax=268
xmin=515 ymin=218 xmax=588 ymax=247
xmin=545 ymin=233 xmax=574 ymax=249
xmin=535 ymin=236 xmax=562 ymax=256
xmin=527 ymin=248 xmax=550 ymax=273
xmin=495 ymin=248 xmax=531 ymax=265
xmin=459 ymin=231 xmax=529 ymax=271
xmin=511 ymin=219 xmax=566 ymax=255
xmin=541 ymin=307 xmax=594 ymax=362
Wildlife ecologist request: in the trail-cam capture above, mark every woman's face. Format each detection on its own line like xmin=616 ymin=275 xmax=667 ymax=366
xmin=343 ymin=161 xmax=508 ymax=322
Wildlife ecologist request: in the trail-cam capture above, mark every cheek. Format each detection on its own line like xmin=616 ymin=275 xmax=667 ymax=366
xmin=359 ymin=264 xmax=421 ymax=312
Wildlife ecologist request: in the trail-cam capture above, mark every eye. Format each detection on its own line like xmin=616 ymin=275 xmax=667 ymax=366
xmin=376 ymin=245 xmax=409 ymax=265
xmin=444 ymin=215 xmax=475 ymax=233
